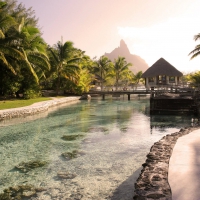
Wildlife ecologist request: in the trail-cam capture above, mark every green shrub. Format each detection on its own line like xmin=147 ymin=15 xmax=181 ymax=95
xmin=23 ymin=89 xmax=41 ymax=99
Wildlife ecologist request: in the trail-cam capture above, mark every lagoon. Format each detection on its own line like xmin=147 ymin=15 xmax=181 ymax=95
xmin=0 ymin=96 xmax=194 ymax=199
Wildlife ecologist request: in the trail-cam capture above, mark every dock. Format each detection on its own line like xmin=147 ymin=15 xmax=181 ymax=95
xmin=83 ymin=86 xmax=200 ymax=114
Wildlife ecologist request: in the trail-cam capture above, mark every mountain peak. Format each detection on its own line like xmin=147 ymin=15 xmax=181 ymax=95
xmin=120 ymin=39 xmax=126 ymax=47
xmin=119 ymin=39 xmax=130 ymax=54
xmin=104 ymin=40 xmax=149 ymax=73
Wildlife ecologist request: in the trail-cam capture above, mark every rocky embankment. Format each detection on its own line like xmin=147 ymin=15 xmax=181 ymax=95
xmin=0 ymin=97 xmax=80 ymax=120
xmin=133 ymin=125 xmax=200 ymax=200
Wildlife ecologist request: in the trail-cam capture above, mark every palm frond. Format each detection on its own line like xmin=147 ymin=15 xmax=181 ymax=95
xmin=18 ymin=17 xmax=24 ymax=33
xmin=0 ymin=15 xmax=16 ymax=31
xmin=21 ymin=48 xmax=39 ymax=83
xmin=189 ymin=44 xmax=200 ymax=59
xmin=67 ymin=57 xmax=81 ymax=64
xmin=0 ymin=30 xmax=5 ymax=39
xmin=0 ymin=44 xmax=24 ymax=60
xmin=27 ymin=53 xmax=50 ymax=71
xmin=48 ymin=47 xmax=59 ymax=63
xmin=194 ymin=34 xmax=200 ymax=41
xmin=0 ymin=52 xmax=16 ymax=74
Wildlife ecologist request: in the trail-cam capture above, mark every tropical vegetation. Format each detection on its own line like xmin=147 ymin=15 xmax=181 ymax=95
xmin=188 ymin=32 xmax=200 ymax=86
xmin=112 ymin=57 xmax=132 ymax=91
xmin=0 ymin=0 xmax=145 ymax=100
xmin=93 ymin=56 xmax=113 ymax=91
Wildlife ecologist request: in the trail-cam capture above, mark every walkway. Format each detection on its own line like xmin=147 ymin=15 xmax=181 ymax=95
xmin=168 ymin=129 xmax=200 ymax=200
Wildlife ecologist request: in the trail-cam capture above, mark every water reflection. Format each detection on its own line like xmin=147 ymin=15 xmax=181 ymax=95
xmin=150 ymin=114 xmax=194 ymax=134
xmin=0 ymin=96 xmax=194 ymax=199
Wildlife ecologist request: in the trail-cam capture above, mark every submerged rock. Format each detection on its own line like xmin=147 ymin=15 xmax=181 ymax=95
xmin=57 ymin=171 xmax=76 ymax=179
xmin=120 ymin=127 xmax=128 ymax=132
xmin=87 ymin=127 xmax=108 ymax=133
xmin=15 ymin=160 xmax=48 ymax=172
xmin=61 ymin=150 xmax=85 ymax=160
xmin=0 ymin=184 xmax=45 ymax=200
xmin=61 ymin=134 xmax=84 ymax=141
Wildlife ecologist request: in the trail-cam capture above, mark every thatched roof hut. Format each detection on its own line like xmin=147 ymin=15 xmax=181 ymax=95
xmin=142 ymin=58 xmax=183 ymax=89
xmin=141 ymin=58 xmax=183 ymax=78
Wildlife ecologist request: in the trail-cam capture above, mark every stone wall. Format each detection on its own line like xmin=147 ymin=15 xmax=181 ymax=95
xmin=133 ymin=126 xmax=200 ymax=200
xmin=0 ymin=97 xmax=80 ymax=120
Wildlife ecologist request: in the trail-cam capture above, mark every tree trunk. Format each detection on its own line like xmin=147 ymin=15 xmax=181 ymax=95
xmin=116 ymin=79 xmax=119 ymax=91
xmin=56 ymin=73 xmax=61 ymax=96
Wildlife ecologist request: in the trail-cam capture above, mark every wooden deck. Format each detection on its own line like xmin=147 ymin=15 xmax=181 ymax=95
xmin=83 ymin=87 xmax=200 ymax=114
xmin=84 ymin=87 xmax=199 ymax=99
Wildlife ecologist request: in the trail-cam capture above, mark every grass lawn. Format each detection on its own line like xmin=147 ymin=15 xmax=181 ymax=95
xmin=0 ymin=97 xmax=52 ymax=110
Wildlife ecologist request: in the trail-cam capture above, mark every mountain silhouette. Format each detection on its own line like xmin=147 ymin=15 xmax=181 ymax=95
xmin=105 ymin=40 xmax=149 ymax=73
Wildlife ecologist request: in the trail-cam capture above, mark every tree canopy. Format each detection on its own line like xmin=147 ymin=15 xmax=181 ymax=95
xmin=0 ymin=0 xmax=144 ymax=98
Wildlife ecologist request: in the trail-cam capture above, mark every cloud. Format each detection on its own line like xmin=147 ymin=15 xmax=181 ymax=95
xmin=117 ymin=17 xmax=200 ymax=72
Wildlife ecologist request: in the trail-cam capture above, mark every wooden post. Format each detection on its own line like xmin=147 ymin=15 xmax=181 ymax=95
xmin=128 ymin=94 xmax=130 ymax=100
xmin=102 ymin=94 xmax=105 ymax=100
xmin=150 ymin=97 xmax=154 ymax=114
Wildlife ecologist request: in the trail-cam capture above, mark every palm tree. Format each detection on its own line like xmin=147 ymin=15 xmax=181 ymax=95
xmin=17 ymin=19 xmax=50 ymax=83
xmin=93 ymin=56 xmax=112 ymax=91
xmin=75 ymin=68 xmax=93 ymax=94
xmin=0 ymin=3 xmax=25 ymax=75
xmin=0 ymin=0 xmax=50 ymax=97
xmin=113 ymin=56 xmax=132 ymax=91
xmin=75 ymin=53 xmax=94 ymax=93
xmin=188 ymin=71 xmax=200 ymax=86
xmin=132 ymin=71 xmax=143 ymax=90
xmin=189 ymin=33 xmax=200 ymax=59
xmin=48 ymin=40 xmax=80 ymax=94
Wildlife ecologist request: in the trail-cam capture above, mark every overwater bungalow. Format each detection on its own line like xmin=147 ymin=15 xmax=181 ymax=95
xmin=142 ymin=58 xmax=183 ymax=89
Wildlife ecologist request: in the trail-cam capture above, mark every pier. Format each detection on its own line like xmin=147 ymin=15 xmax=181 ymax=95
xmin=84 ymin=86 xmax=200 ymax=114
xmin=84 ymin=89 xmax=150 ymax=100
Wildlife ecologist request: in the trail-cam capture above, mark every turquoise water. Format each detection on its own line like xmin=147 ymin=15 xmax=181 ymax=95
xmin=0 ymin=96 xmax=194 ymax=199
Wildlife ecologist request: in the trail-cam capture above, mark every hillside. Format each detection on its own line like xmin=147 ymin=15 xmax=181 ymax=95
xmin=105 ymin=40 xmax=149 ymax=73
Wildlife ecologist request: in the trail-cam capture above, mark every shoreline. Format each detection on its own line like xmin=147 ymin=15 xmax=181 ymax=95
xmin=133 ymin=125 xmax=200 ymax=200
xmin=0 ymin=97 xmax=81 ymax=121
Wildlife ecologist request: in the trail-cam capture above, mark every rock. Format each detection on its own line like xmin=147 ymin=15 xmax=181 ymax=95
xmin=146 ymin=193 xmax=165 ymax=198
xmin=0 ymin=184 xmax=41 ymax=200
xmin=57 ymin=171 xmax=76 ymax=179
xmin=80 ymin=94 xmax=91 ymax=100
xmin=151 ymin=175 xmax=162 ymax=181
xmin=15 ymin=160 xmax=47 ymax=172
xmin=61 ymin=134 xmax=84 ymax=141
xmin=87 ymin=127 xmax=108 ymax=133
xmin=0 ymin=97 xmax=80 ymax=120
xmin=104 ymin=40 xmax=149 ymax=73
xmin=133 ymin=126 xmax=200 ymax=199
xmin=61 ymin=150 xmax=85 ymax=160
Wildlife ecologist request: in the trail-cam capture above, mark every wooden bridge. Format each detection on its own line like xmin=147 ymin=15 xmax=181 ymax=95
xmin=83 ymin=87 xmax=199 ymax=100
xmin=84 ymin=90 xmax=150 ymax=100
xmin=83 ymin=87 xmax=200 ymax=114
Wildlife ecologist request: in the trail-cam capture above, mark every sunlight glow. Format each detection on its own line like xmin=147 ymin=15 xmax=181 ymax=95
xmin=18 ymin=0 xmax=200 ymax=74
xmin=118 ymin=16 xmax=200 ymax=73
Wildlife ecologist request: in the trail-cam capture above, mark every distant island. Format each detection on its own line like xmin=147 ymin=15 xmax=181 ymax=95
xmin=105 ymin=40 xmax=149 ymax=73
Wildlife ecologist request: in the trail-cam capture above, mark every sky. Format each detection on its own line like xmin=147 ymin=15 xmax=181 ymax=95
xmin=17 ymin=0 xmax=200 ymax=73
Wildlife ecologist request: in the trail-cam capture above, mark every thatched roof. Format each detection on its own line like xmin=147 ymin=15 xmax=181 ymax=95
xmin=141 ymin=58 xmax=183 ymax=78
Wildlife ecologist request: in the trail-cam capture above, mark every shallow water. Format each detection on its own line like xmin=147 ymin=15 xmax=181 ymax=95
xmin=0 ymin=96 xmax=194 ymax=199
